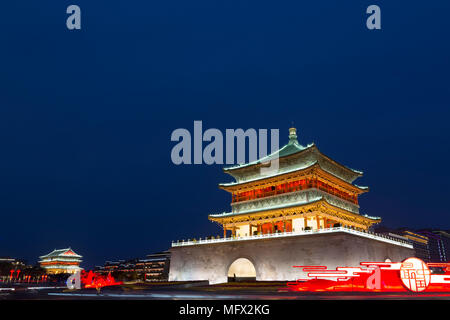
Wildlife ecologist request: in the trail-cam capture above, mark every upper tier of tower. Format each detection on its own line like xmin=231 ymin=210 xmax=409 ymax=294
xmin=220 ymin=127 xmax=366 ymax=188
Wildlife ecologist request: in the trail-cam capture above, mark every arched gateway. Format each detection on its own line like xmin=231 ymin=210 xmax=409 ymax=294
xmin=227 ymin=258 xmax=256 ymax=282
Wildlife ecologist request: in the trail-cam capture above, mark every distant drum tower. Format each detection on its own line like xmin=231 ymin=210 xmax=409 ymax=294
xmin=169 ymin=128 xmax=414 ymax=284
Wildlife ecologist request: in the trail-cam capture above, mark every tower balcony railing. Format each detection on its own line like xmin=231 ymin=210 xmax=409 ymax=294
xmin=171 ymin=226 xmax=413 ymax=249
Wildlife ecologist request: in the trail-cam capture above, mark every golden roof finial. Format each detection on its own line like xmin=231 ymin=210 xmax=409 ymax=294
xmin=289 ymin=126 xmax=297 ymax=143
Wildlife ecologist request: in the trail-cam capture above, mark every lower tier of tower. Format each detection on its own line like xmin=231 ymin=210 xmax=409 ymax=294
xmin=169 ymin=230 xmax=414 ymax=284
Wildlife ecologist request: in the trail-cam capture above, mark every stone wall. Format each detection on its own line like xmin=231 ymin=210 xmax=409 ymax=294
xmin=169 ymin=232 xmax=414 ymax=284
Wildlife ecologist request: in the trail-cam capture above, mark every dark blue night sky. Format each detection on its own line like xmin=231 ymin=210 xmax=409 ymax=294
xmin=0 ymin=1 xmax=449 ymax=268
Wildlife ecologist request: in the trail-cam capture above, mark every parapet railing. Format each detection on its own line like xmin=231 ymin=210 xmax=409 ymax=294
xmin=171 ymin=227 xmax=414 ymax=249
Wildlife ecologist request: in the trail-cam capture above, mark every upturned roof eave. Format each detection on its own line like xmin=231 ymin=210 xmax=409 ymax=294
xmin=208 ymin=198 xmax=381 ymax=221
xmin=219 ymin=161 xmax=319 ymax=189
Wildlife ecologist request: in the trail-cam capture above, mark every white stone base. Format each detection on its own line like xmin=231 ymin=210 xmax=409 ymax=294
xmin=169 ymin=231 xmax=414 ymax=284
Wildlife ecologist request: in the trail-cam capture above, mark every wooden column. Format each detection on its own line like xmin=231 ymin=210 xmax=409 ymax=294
xmin=316 ymin=216 xmax=320 ymax=230
xmin=303 ymin=217 xmax=307 ymax=230
xmin=223 ymin=227 xmax=227 ymax=238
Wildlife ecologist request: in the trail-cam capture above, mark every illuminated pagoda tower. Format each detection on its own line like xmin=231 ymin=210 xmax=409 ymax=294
xmin=210 ymin=127 xmax=379 ymax=236
xmin=169 ymin=128 xmax=414 ymax=284
xmin=39 ymin=248 xmax=82 ymax=274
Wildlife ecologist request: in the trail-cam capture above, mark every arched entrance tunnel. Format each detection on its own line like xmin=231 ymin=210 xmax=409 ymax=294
xmin=227 ymin=258 xmax=256 ymax=282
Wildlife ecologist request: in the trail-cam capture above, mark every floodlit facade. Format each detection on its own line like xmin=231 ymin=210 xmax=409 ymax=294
xmin=210 ymin=127 xmax=380 ymax=234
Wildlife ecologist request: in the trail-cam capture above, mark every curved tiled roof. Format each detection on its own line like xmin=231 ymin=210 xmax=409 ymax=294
xmin=209 ymin=197 xmax=380 ymax=221
xmin=224 ymin=137 xmax=311 ymax=171
xmin=39 ymin=248 xmax=82 ymax=259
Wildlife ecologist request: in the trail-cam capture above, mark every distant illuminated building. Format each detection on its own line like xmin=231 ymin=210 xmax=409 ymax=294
xmin=374 ymin=227 xmax=431 ymax=262
xmin=96 ymin=251 xmax=171 ymax=281
xmin=142 ymin=251 xmax=171 ymax=281
xmin=417 ymin=230 xmax=450 ymax=262
xmin=401 ymin=231 xmax=430 ymax=262
xmin=0 ymin=257 xmax=27 ymax=268
xmin=39 ymin=248 xmax=82 ymax=274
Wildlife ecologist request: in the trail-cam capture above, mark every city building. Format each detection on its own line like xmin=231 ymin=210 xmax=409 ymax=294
xmin=141 ymin=251 xmax=171 ymax=281
xmin=96 ymin=251 xmax=171 ymax=281
xmin=39 ymin=248 xmax=82 ymax=274
xmin=169 ymin=128 xmax=414 ymax=284
xmin=0 ymin=258 xmax=28 ymax=277
xmin=0 ymin=257 xmax=27 ymax=269
xmin=95 ymin=260 xmax=124 ymax=274
xmin=401 ymin=230 xmax=430 ymax=262
xmin=417 ymin=230 xmax=450 ymax=263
